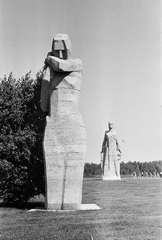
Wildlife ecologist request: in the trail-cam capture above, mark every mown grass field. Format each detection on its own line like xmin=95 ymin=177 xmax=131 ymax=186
xmin=0 ymin=178 xmax=162 ymax=240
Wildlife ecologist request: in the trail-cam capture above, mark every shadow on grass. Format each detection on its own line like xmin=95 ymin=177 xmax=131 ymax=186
xmin=0 ymin=201 xmax=45 ymax=210
xmin=26 ymin=201 xmax=45 ymax=210
xmin=0 ymin=194 xmax=45 ymax=210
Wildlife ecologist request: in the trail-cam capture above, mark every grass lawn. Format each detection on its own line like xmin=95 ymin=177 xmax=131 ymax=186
xmin=0 ymin=178 xmax=162 ymax=240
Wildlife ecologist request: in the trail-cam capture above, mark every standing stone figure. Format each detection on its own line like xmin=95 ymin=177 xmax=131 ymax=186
xmin=101 ymin=122 xmax=121 ymax=180
xmin=41 ymin=34 xmax=87 ymax=210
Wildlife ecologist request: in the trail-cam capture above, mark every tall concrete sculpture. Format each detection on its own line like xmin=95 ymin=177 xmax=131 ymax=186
xmin=41 ymin=34 xmax=87 ymax=210
xmin=101 ymin=122 xmax=121 ymax=180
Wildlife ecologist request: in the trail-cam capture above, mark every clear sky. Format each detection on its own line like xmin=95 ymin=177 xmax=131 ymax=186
xmin=0 ymin=0 xmax=161 ymax=163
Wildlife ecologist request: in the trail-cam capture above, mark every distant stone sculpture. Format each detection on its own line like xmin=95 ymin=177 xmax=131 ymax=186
xmin=101 ymin=122 xmax=121 ymax=180
xmin=41 ymin=34 xmax=87 ymax=210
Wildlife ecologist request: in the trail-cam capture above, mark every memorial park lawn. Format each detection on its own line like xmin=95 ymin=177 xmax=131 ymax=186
xmin=1 ymin=178 xmax=162 ymax=240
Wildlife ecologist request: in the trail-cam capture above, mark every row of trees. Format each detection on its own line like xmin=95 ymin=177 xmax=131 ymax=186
xmin=0 ymin=71 xmax=46 ymax=206
xmin=120 ymin=161 xmax=162 ymax=176
xmin=84 ymin=161 xmax=162 ymax=177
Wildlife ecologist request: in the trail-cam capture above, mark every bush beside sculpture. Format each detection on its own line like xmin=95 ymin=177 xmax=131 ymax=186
xmin=0 ymin=71 xmax=46 ymax=207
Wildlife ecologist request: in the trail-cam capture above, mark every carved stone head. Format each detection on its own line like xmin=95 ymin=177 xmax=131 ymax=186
xmin=108 ymin=121 xmax=114 ymax=130
xmin=52 ymin=34 xmax=71 ymax=60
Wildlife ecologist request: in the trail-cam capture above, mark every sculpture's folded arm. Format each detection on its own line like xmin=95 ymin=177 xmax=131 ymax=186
xmin=46 ymin=56 xmax=83 ymax=72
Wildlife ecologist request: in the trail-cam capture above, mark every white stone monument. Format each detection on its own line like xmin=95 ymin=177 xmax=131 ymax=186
xmin=41 ymin=34 xmax=87 ymax=210
xmin=101 ymin=122 xmax=121 ymax=180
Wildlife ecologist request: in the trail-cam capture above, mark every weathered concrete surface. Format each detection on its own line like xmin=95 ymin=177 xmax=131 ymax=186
xmin=42 ymin=34 xmax=87 ymax=210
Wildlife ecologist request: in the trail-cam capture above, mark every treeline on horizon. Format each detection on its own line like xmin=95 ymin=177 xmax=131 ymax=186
xmin=84 ymin=161 xmax=162 ymax=177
